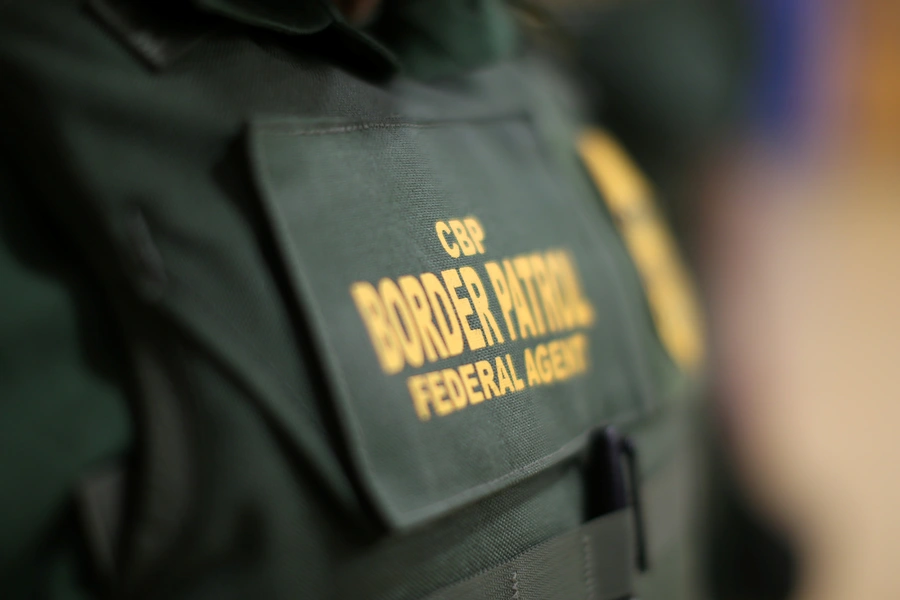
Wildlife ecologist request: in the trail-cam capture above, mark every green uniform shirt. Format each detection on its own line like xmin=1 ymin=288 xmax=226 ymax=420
xmin=0 ymin=1 xmax=704 ymax=598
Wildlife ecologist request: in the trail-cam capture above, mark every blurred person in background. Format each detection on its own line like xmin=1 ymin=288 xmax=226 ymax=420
xmin=705 ymin=0 xmax=900 ymax=599
xmin=555 ymin=2 xmax=798 ymax=599
xmin=0 ymin=0 xmax=713 ymax=599
xmin=570 ymin=2 xmax=900 ymax=600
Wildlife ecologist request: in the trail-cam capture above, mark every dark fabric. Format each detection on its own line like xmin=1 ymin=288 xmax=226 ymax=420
xmin=75 ymin=465 xmax=126 ymax=583
xmin=705 ymin=428 xmax=795 ymax=600
xmin=0 ymin=159 xmax=133 ymax=597
xmin=90 ymin=0 xmax=517 ymax=80
xmin=565 ymin=0 xmax=753 ymax=248
xmin=0 ymin=1 xmax=702 ymax=598
xmin=425 ymin=444 xmax=693 ymax=600
xmin=191 ymin=0 xmax=334 ymax=34
xmin=425 ymin=509 xmax=634 ymax=600
xmin=249 ymin=112 xmax=661 ymax=529
xmin=87 ymin=0 xmax=223 ymax=70
xmin=372 ymin=0 xmax=518 ymax=80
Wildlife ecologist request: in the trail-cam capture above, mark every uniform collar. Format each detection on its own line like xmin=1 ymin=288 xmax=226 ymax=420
xmin=372 ymin=0 xmax=519 ymax=80
xmin=191 ymin=0 xmax=518 ymax=80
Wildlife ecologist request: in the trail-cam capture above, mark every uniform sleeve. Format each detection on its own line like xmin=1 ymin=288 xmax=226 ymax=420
xmin=0 ymin=165 xmax=133 ymax=599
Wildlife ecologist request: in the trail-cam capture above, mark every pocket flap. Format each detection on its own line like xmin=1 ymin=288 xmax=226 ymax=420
xmin=248 ymin=115 xmax=652 ymax=530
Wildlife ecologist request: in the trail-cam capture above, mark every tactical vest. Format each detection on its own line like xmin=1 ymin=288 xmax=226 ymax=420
xmin=2 ymin=1 xmax=705 ymax=598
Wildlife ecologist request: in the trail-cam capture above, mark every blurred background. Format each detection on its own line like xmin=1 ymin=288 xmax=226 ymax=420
xmin=536 ymin=1 xmax=900 ymax=599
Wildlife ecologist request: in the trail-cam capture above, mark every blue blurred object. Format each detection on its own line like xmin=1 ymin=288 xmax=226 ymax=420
xmin=747 ymin=0 xmax=815 ymax=138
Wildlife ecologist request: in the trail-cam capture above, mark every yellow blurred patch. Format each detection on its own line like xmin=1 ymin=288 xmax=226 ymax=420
xmin=578 ymin=129 xmax=705 ymax=372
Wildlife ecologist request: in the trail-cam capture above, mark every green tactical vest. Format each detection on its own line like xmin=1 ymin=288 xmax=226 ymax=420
xmin=0 ymin=1 xmax=705 ymax=598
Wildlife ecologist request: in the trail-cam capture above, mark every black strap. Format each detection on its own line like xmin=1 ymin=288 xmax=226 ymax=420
xmin=75 ymin=464 xmax=127 ymax=582
xmin=425 ymin=445 xmax=690 ymax=600
xmin=426 ymin=508 xmax=635 ymax=600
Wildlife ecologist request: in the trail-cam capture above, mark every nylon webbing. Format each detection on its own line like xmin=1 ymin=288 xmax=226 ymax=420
xmin=424 ymin=509 xmax=634 ymax=600
xmin=75 ymin=464 xmax=127 ymax=582
xmin=425 ymin=447 xmax=690 ymax=600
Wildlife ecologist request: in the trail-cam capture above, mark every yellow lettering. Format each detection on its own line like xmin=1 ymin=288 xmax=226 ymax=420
xmin=531 ymin=253 xmax=563 ymax=333
xmin=475 ymin=360 xmax=501 ymax=399
xmin=351 ymin=281 xmax=405 ymax=375
xmin=399 ymin=275 xmax=449 ymax=363
xmin=421 ymin=272 xmax=464 ymax=357
xmin=443 ymin=368 xmax=468 ymax=410
xmin=485 ymin=261 xmax=517 ymax=341
xmin=513 ymin=256 xmax=547 ymax=335
xmin=548 ymin=340 xmax=567 ymax=381
xmin=426 ymin=371 xmax=455 ymax=417
xmin=407 ymin=375 xmax=431 ymax=421
xmin=406 ymin=334 xmax=593 ymax=420
xmin=573 ymin=334 xmax=589 ymax=374
xmin=503 ymin=259 xmax=538 ymax=339
xmin=449 ymin=219 xmax=477 ymax=256
xmin=558 ymin=337 xmax=578 ymax=379
xmin=524 ymin=348 xmax=541 ymax=387
xmin=442 ymin=269 xmax=487 ymax=352
xmin=535 ymin=343 xmax=553 ymax=384
xmin=436 ymin=221 xmax=460 ymax=258
xmin=506 ymin=354 xmax=526 ymax=391
xmin=379 ymin=278 xmax=425 ymax=369
xmin=460 ymin=266 xmax=504 ymax=346
xmin=570 ymin=333 xmax=590 ymax=373
xmin=459 ymin=363 xmax=484 ymax=404
xmin=463 ymin=216 xmax=486 ymax=254
xmin=495 ymin=356 xmax=515 ymax=395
